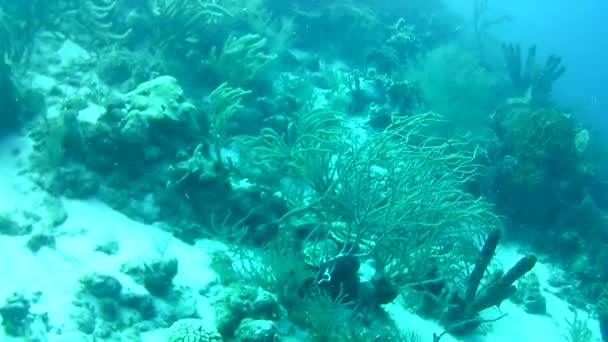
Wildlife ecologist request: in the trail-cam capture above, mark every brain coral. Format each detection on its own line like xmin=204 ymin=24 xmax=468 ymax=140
xmin=168 ymin=318 xmax=223 ymax=342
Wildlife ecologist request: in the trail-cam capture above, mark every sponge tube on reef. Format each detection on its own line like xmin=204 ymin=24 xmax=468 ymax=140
xmin=502 ymin=42 xmax=566 ymax=104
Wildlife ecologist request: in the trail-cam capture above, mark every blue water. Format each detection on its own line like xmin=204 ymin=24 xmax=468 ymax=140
xmin=446 ymin=0 xmax=608 ymax=134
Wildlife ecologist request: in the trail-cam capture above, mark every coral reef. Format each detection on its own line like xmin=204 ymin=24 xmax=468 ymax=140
xmin=2 ymin=0 xmax=607 ymax=341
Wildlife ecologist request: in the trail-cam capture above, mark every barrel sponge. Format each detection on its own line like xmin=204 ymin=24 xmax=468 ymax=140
xmin=168 ymin=318 xmax=223 ymax=342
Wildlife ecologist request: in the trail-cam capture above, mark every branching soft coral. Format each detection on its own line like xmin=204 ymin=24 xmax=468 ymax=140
xmin=237 ymin=107 xmax=347 ymax=193
xmin=207 ymin=33 xmax=277 ymax=86
xmin=329 ymin=112 xmax=499 ymax=288
xmin=207 ymin=82 xmax=252 ymax=149
xmin=149 ymin=0 xmax=233 ymax=53
xmin=240 ymin=110 xmax=501 ymax=317
xmin=53 ymin=0 xmax=132 ymax=48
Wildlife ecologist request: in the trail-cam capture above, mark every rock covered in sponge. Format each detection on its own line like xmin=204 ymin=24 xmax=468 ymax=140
xmin=168 ymin=318 xmax=223 ymax=342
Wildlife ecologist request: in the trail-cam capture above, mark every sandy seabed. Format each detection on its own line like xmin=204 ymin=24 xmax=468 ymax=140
xmin=0 ymin=133 xmax=602 ymax=342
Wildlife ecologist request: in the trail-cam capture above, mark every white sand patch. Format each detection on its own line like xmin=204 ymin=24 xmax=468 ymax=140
xmin=0 ymin=136 xmax=220 ymax=341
